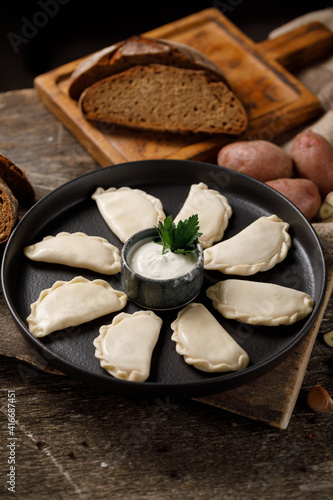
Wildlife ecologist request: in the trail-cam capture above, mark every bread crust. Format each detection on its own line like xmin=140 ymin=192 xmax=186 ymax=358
xmin=0 ymin=153 xmax=35 ymax=207
xmin=68 ymin=35 xmax=229 ymax=100
xmin=0 ymin=177 xmax=18 ymax=244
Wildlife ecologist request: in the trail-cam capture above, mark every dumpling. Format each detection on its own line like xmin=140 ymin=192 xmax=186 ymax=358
xmin=206 ymin=279 xmax=314 ymax=326
xmin=27 ymin=276 xmax=127 ymax=338
xmin=92 ymin=186 xmax=165 ymax=243
xmin=174 ymin=182 xmax=232 ymax=248
xmin=23 ymin=232 xmax=121 ymax=275
xmin=170 ymin=303 xmax=249 ymax=373
xmin=94 ymin=310 xmax=162 ymax=382
xmin=204 ymin=215 xmax=291 ymax=275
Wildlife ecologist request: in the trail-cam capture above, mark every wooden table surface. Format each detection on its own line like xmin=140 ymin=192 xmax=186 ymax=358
xmin=1 ymin=89 xmax=333 ymax=500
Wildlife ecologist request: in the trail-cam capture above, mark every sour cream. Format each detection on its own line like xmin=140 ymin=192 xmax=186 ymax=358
xmin=128 ymin=238 xmax=198 ymax=280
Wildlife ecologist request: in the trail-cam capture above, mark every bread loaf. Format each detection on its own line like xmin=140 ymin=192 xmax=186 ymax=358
xmin=79 ymin=64 xmax=247 ymax=135
xmin=0 ymin=154 xmax=35 ymax=207
xmin=0 ymin=177 xmax=18 ymax=244
xmin=69 ymin=35 xmax=229 ymax=101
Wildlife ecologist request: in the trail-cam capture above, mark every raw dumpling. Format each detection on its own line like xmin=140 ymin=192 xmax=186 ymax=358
xmin=94 ymin=310 xmax=162 ymax=382
xmin=24 ymin=232 xmax=121 ymax=275
xmin=170 ymin=303 xmax=249 ymax=372
xmin=27 ymin=276 xmax=127 ymax=337
xmin=92 ymin=186 xmax=165 ymax=243
xmin=206 ymin=279 xmax=314 ymax=326
xmin=204 ymin=215 xmax=291 ymax=275
xmin=174 ymin=182 xmax=232 ymax=248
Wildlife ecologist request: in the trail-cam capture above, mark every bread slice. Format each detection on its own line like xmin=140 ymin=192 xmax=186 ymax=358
xmin=0 ymin=177 xmax=18 ymax=244
xmin=68 ymin=35 xmax=229 ymax=100
xmin=0 ymin=153 xmax=35 ymax=207
xmin=79 ymin=64 xmax=247 ymax=135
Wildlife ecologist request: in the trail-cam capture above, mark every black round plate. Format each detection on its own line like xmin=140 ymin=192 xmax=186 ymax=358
xmin=1 ymin=160 xmax=327 ymax=398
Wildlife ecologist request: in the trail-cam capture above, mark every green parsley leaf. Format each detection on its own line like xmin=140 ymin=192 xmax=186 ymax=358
xmin=156 ymin=214 xmax=202 ymax=254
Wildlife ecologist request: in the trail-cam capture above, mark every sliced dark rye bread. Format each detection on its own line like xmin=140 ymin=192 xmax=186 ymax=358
xmin=0 ymin=177 xmax=18 ymax=244
xmin=0 ymin=153 xmax=35 ymax=207
xmin=79 ymin=64 xmax=248 ymax=135
xmin=68 ymin=35 xmax=230 ymax=100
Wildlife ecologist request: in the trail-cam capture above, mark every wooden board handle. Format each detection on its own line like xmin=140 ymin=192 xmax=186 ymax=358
xmin=257 ymin=21 xmax=333 ymax=71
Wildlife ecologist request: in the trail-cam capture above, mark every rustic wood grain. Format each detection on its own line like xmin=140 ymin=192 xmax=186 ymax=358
xmin=33 ymin=8 xmax=333 ymax=167
xmin=0 ymin=348 xmax=332 ymax=500
xmin=257 ymin=21 xmax=333 ymax=70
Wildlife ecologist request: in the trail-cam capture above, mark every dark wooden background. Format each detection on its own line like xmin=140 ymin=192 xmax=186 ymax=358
xmin=1 ymin=0 xmax=332 ymax=91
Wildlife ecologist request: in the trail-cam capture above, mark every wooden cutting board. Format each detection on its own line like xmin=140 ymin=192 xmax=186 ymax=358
xmin=34 ymin=8 xmax=333 ymax=167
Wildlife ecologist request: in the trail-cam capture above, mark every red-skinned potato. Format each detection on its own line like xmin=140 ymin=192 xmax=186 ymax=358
xmin=265 ymin=178 xmax=321 ymax=221
xmin=290 ymin=131 xmax=333 ymax=197
xmin=217 ymin=140 xmax=293 ymax=182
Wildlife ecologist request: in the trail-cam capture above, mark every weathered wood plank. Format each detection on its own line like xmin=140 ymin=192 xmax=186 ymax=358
xmin=1 ymin=343 xmax=333 ymax=500
xmin=0 ymin=89 xmax=100 ymax=198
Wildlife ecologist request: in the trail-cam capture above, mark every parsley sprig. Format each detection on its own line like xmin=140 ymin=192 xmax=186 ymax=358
xmin=156 ymin=214 xmax=202 ymax=254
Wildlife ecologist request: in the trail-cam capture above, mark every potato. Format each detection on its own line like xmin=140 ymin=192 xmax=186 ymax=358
xmin=265 ymin=178 xmax=321 ymax=221
xmin=290 ymin=130 xmax=333 ymax=197
xmin=217 ymin=140 xmax=293 ymax=182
